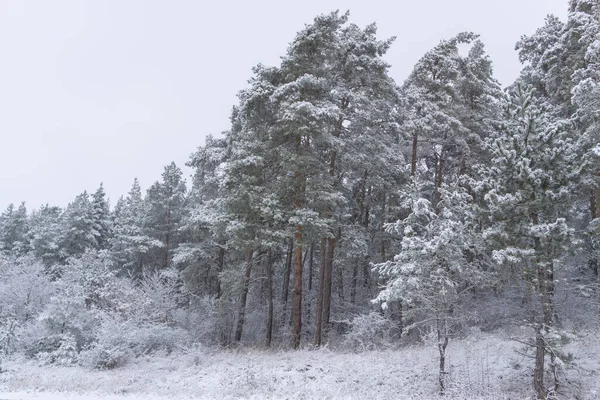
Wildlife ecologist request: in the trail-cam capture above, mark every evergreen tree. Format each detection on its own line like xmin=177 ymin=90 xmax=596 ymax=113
xmin=177 ymin=135 xmax=230 ymax=298
xmin=29 ymin=204 xmax=63 ymax=265
xmin=91 ymin=184 xmax=112 ymax=250
xmin=0 ymin=202 xmax=30 ymax=256
xmin=375 ymin=178 xmax=485 ymax=394
xmin=144 ymin=163 xmax=187 ymax=271
xmin=480 ymin=85 xmax=576 ymax=398
xmin=110 ymin=179 xmax=161 ymax=277
xmin=60 ymin=192 xmax=98 ymax=258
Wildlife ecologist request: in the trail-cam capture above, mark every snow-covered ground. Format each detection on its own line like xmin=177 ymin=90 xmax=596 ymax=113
xmin=1 ymin=330 xmax=599 ymax=400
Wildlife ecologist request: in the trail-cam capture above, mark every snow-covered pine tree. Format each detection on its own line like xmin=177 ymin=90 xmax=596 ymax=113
xmin=91 ymin=184 xmax=112 ymax=251
xmin=480 ymin=84 xmax=576 ymax=398
xmin=0 ymin=202 xmax=30 ymax=256
xmin=144 ymin=163 xmax=187 ymax=271
xmin=60 ymin=192 xmax=98 ymax=259
xmin=375 ymin=178 xmax=485 ymax=394
xmin=29 ymin=204 xmax=63 ymax=266
xmin=110 ymin=179 xmax=161 ymax=278
xmin=177 ymin=135 xmax=229 ymax=299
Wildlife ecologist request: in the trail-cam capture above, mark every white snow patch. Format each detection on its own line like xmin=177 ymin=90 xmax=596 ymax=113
xmin=1 ymin=331 xmax=599 ymax=399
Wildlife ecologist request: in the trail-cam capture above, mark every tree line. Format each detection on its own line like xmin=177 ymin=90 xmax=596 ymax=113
xmin=1 ymin=1 xmax=599 ymax=398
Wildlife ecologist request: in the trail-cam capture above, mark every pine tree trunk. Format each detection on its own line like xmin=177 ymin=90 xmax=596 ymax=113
xmin=380 ymin=190 xmax=386 ymax=261
xmin=594 ymin=188 xmax=600 ymax=218
xmin=306 ymin=243 xmax=314 ymax=320
xmin=337 ymin=259 xmax=344 ymax=301
xmin=390 ymin=301 xmax=403 ymax=339
xmin=308 ymin=243 xmax=314 ymax=292
xmin=163 ymin=208 xmax=171 ymax=269
xmin=215 ymin=242 xmax=225 ymax=298
xmin=590 ymin=190 xmax=599 ymax=275
xmin=282 ymin=239 xmax=293 ymax=304
xmin=411 ymin=133 xmax=418 ymax=177
xmin=434 ymin=149 xmax=445 ymax=215
xmin=362 ymin=256 xmax=372 ymax=293
xmin=350 ymin=258 xmax=358 ymax=304
xmin=265 ymin=248 xmax=274 ymax=348
xmin=323 ymin=237 xmax=335 ymax=327
xmin=234 ymin=250 xmax=254 ymax=343
xmin=314 ymin=239 xmax=327 ymax=347
xmin=291 ymin=225 xmax=303 ymax=349
xmin=437 ymin=322 xmax=449 ymax=395
xmin=534 ymin=325 xmax=546 ymax=399
xmin=319 ymin=105 xmax=347 ymax=334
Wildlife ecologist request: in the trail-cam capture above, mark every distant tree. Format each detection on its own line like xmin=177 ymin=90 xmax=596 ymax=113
xmin=29 ymin=204 xmax=63 ymax=265
xmin=91 ymin=184 xmax=112 ymax=250
xmin=0 ymin=202 xmax=30 ymax=256
xmin=60 ymin=192 xmax=97 ymax=258
xmin=144 ymin=163 xmax=187 ymax=271
xmin=110 ymin=179 xmax=160 ymax=278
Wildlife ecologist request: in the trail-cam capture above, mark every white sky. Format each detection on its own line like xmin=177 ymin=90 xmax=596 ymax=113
xmin=0 ymin=0 xmax=568 ymax=211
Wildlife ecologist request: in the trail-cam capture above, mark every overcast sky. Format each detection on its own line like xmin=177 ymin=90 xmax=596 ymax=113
xmin=0 ymin=0 xmax=568 ymax=211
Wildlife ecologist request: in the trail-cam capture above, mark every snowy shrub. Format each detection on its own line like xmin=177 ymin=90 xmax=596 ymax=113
xmin=34 ymin=283 xmax=102 ymax=351
xmin=36 ymin=333 xmax=78 ymax=366
xmin=0 ymin=316 xmax=19 ymax=354
xmin=0 ymin=256 xmax=53 ymax=325
xmin=0 ymin=256 xmax=55 ymax=355
xmin=80 ymin=316 xmax=190 ymax=369
xmin=342 ymin=312 xmax=394 ymax=351
xmin=172 ymin=295 xmax=218 ymax=343
xmin=133 ymin=268 xmax=183 ymax=324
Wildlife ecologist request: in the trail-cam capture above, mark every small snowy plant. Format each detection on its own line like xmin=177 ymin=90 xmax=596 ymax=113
xmin=343 ymin=312 xmax=394 ymax=351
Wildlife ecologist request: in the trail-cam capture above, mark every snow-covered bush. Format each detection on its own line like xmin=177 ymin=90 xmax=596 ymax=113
xmin=0 ymin=255 xmax=54 ymax=355
xmin=80 ymin=316 xmax=190 ymax=369
xmin=342 ymin=312 xmax=394 ymax=351
xmin=172 ymin=295 xmax=218 ymax=343
xmin=0 ymin=256 xmax=53 ymax=324
xmin=36 ymin=333 xmax=79 ymax=366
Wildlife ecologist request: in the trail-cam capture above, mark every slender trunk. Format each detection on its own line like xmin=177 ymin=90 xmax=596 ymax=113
xmin=308 ymin=243 xmax=314 ymax=292
xmin=595 ymin=187 xmax=600 ymax=220
xmin=323 ymin=237 xmax=335 ymax=327
xmin=291 ymin=225 xmax=304 ymax=349
xmin=282 ymin=239 xmax=293 ymax=304
xmin=590 ymin=190 xmax=599 ymax=275
xmin=265 ymin=248 xmax=274 ymax=348
xmin=390 ymin=301 xmax=403 ymax=339
xmin=290 ymin=129 xmax=305 ymax=349
xmin=314 ymin=239 xmax=327 ymax=346
xmin=534 ymin=325 xmax=546 ymax=399
xmin=216 ymin=242 xmax=225 ymax=298
xmin=164 ymin=208 xmax=171 ymax=269
xmin=437 ymin=322 xmax=449 ymax=394
xmin=319 ymin=103 xmax=347 ymax=334
xmin=234 ymin=250 xmax=254 ymax=343
xmin=306 ymin=243 xmax=314 ymax=321
xmin=337 ymin=258 xmax=344 ymax=301
xmin=434 ymin=150 xmax=445 ymax=215
xmin=365 ymin=185 xmax=371 ymax=228
xmin=591 ymin=190 xmax=597 ymax=219
xmin=350 ymin=258 xmax=358 ymax=304
xmin=380 ymin=189 xmax=386 ymax=261
xmin=136 ymin=255 xmax=143 ymax=279
xmin=411 ymin=133 xmax=418 ymax=177
xmin=531 ymin=207 xmax=553 ymax=398
xmin=362 ymin=257 xmax=371 ymax=291
xmin=359 ymin=170 xmax=368 ymax=225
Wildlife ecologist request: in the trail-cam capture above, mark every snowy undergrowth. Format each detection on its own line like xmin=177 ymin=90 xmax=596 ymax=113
xmin=3 ymin=331 xmax=599 ymax=400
